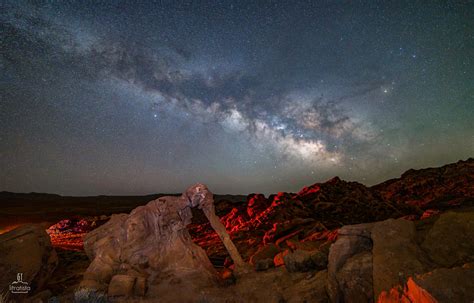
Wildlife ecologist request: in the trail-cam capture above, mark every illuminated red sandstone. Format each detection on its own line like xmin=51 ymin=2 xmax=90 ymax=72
xmin=273 ymin=249 xmax=289 ymax=267
xmin=46 ymin=219 xmax=94 ymax=251
xmin=297 ymin=184 xmax=321 ymax=197
xmin=377 ymin=278 xmax=438 ymax=303
xmin=420 ymin=209 xmax=440 ymax=220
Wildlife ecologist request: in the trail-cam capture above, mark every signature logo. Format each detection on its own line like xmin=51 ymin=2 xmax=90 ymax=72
xmin=9 ymin=273 xmax=31 ymax=294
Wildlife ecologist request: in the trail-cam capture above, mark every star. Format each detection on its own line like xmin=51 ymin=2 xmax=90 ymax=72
xmin=0 ymin=1 xmax=471 ymax=194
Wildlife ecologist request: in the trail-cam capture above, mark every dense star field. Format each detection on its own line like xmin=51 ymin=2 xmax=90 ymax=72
xmin=1 ymin=1 xmax=473 ymax=195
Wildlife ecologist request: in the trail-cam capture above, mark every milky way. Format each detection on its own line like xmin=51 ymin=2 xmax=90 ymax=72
xmin=1 ymin=1 xmax=473 ymax=195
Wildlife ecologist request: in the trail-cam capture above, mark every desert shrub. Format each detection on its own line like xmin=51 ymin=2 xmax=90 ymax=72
xmin=74 ymin=288 xmax=108 ymax=303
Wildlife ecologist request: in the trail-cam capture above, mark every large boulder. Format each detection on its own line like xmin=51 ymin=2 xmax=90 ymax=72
xmin=376 ymin=277 xmax=437 ymax=303
xmin=0 ymin=224 xmax=58 ymax=298
xmin=371 ymin=218 xmax=427 ymax=299
xmin=326 ymin=211 xmax=474 ymax=303
xmin=421 ymin=211 xmax=474 ymax=267
xmin=413 ymin=263 xmax=474 ymax=303
xmin=336 ymin=251 xmax=373 ymax=302
xmin=81 ymin=199 xmax=218 ymax=293
xmin=327 ymin=223 xmax=374 ymax=302
xmin=80 ymin=184 xmax=250 ymax=300
xmin=376 ymin=264 xmax=474 ymax=303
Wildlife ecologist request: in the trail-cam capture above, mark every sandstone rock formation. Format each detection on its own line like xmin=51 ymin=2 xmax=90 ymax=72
xmin=327 ymin=223 xmax=374 ymax=302
xmin=80 ymin=184 xmax=247 ymax=299
xmin=371 ymin=218 xmax=428 ymax=298
xmin=411 ymin=263 xmax=474 ymax=302
xmin=0 ymin=224 xmax=58 ymax=300
xmin=328 ymin=210 xmax=474 ymax=303
xmin=420 ymin=211 xmax=474 ymax=267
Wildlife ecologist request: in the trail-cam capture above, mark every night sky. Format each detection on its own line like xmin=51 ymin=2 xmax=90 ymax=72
xmin=1 ymin=1 xmax=473 ymax=195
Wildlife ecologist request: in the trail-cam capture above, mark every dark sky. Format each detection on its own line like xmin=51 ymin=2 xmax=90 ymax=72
xmin=1 ymin=1 xmax=473 ymax=195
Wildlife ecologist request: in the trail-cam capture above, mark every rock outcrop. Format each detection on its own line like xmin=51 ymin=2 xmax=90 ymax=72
xmin=327 ymin=223 xmax=374 ymax=302
xmin=80 ymin=184 xmax=248 ymax=299
xmin=328 ymin=210 xmax=474 ymax=303
xmin=0 ymin=224 xmax=58 ymax=300
xmin=420 ymin=211 xmax=474 ymax=267
xmin=283 ymin=249 xmax=328 ymax=273
xmin=372 ymin=158 xmax=474 ymax=209
xmin=371 ymin=219 xmax=428 ymax=298
xmin=411 ymin=263 xmax=474 ymax=302
xmin=190 ymin=175 xmax=418 ymax=264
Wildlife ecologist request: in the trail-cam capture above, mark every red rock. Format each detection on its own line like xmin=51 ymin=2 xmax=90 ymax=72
xmin=373 ymin=158 xmax=474 ymax=209
xmin=221 ymin=268 xmax=234 ymax=280
xmin=0 ymin=225 xmax=58 ymax=298
xmin=377 ymin=278 xmax=438 ymax=303
xmin=274 ymin=249 xmax=290 ymax=267
xmin=297 ymin=184 xmax=320 ymax=198
xmin=420 ymin=209 xmax=440 ymax=220
xmin=246 ymin=194 xmax=269 ymax=217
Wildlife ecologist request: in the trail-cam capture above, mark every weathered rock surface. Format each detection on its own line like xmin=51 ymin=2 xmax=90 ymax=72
xmin=283 ymin=249 xmax=328 ymax=272
xmin=372 ymin=158 xmax=474 ymax=209
xmin=0 ymin=224 xmax=58 ymax=298
xmin=336 ymin=251 xmax=373 ymax=303
xmin=376 ymin=263 xmax=474 ymax=303
xmin=255 ymin=258 xmax=274 ymax=271
xmin=413 ymin=263 xmax=474 ymax=303
xmin=82 ymin=213 xmax=128 ymax=260
xmin=328 ymin=211 xmax=474 ymax=303
xmin=107 ymin=274 xmax=136 ymax=297
xmin=249 ymin=243 xmax=280 ymax=265
xmin=377 ymin=277 xmax=438 ymax=303
xmin=284 ymin=270 xmax=329 ymax=303
xmin=421 ymin=211 xmax=474 ymax=267
xmin=219 ymin=267 xmax=329 ymax=303
xmin=80 ymin=184 xmax=248 ymax=300
xmin=371 ymin=218 xmax=427 ymax=299
xmin=327 ymin=223 xmax=373 ymax=302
